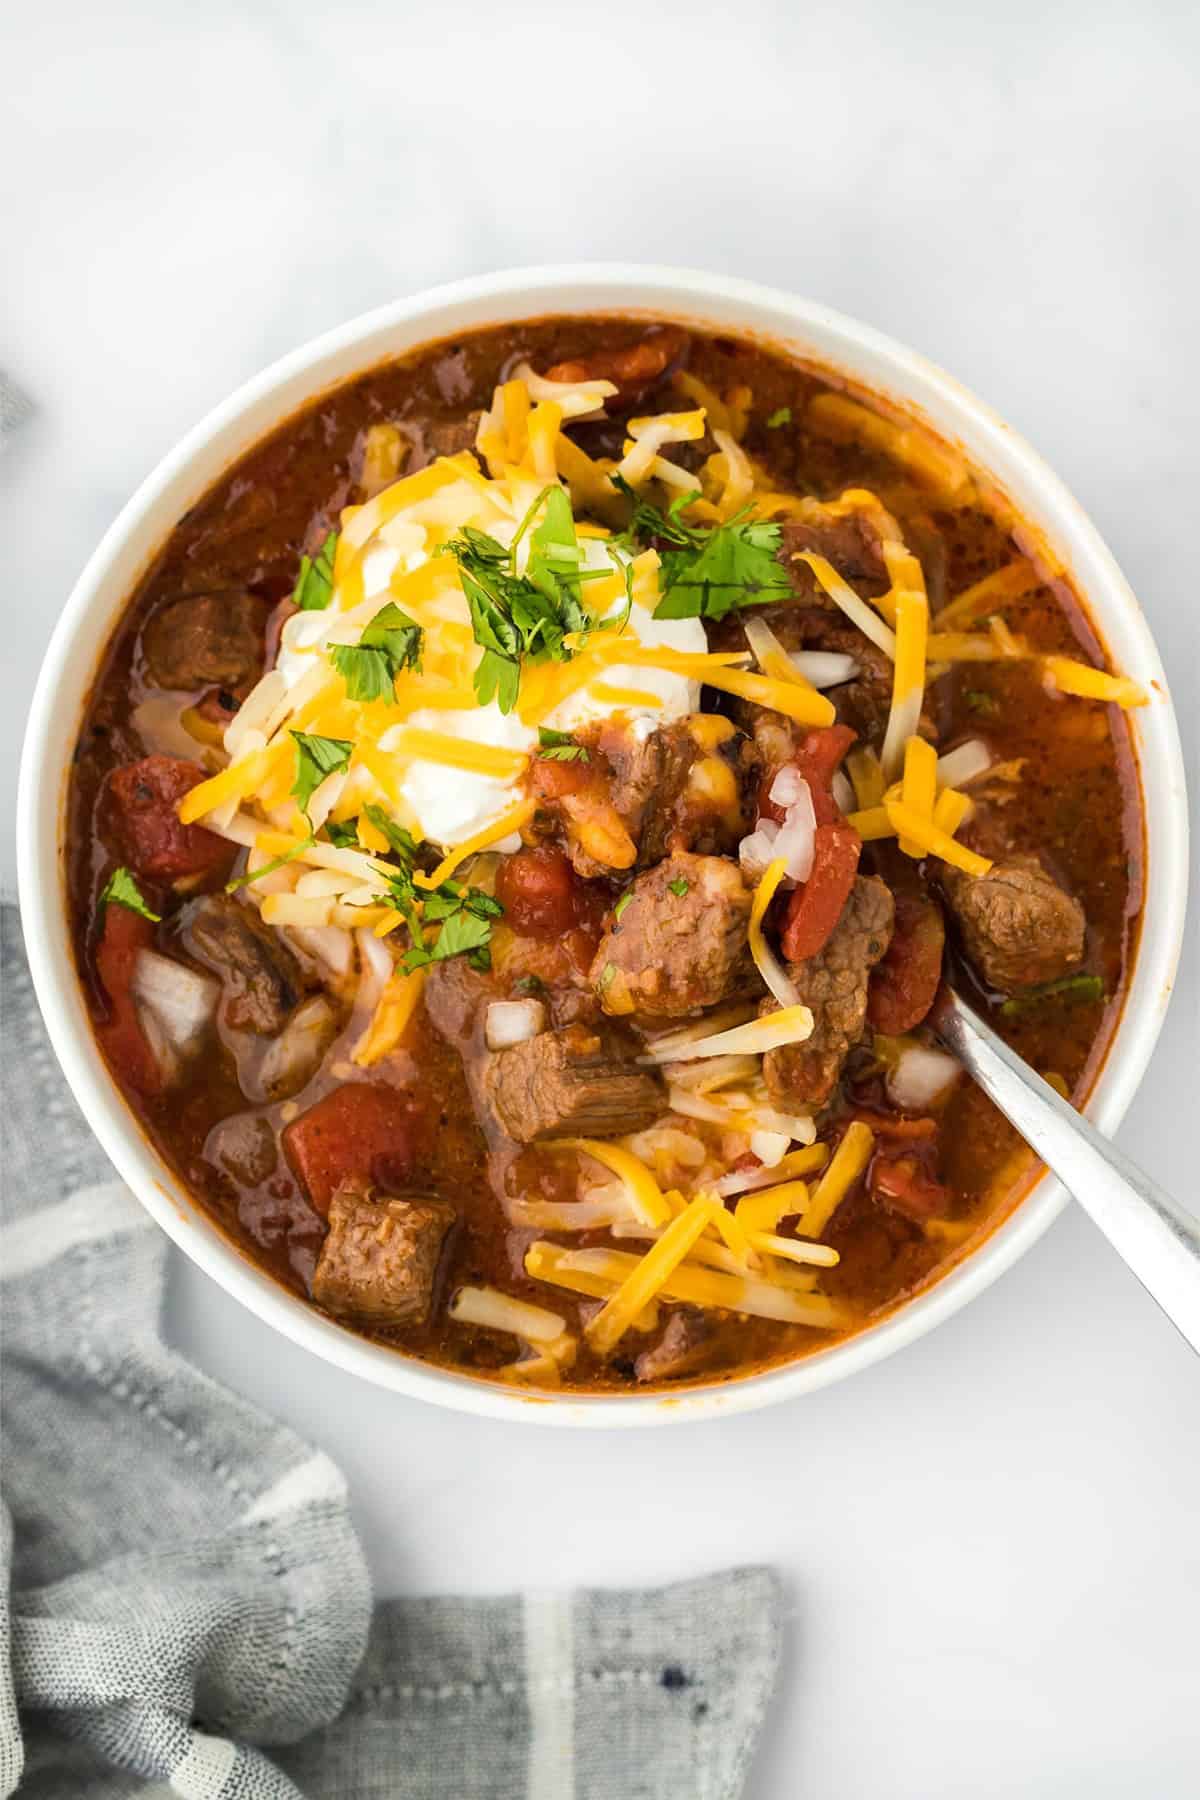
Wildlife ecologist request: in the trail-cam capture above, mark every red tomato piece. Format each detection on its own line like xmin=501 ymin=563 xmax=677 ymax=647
xmin=759 ymin=724 xmax=857 ymax=826
xmin=495 ymin=846 xmax=579 ymax=940
xmin=530 ymin=757 xmax=595 ymax=803
xmin=282 ymin=1083 xmax=419 ymax=1218
xmin=780 ymin=821 xmax=862 ymax=962
xmin=870 ymin=1151 xmax=950 ymax=1222
xmin=867 ymin=886 xmax=945 ymax=1034
xmin=106 ymin=756 xmax=236 ymax=886
xmin=93 ymin=903 xmax=163 ymax=1097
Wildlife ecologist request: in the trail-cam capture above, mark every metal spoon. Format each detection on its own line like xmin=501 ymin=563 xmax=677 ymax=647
xmin=932 ymin=986 xmax=1200 ymax=1354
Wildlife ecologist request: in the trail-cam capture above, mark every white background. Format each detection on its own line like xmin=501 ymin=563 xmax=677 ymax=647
xmin=4 ymin=3 xmax=1199 ymax=1794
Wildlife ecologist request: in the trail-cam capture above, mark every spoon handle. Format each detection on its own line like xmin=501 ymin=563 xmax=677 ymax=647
xmin=935 ymin=990 xmax=1200 ymax=1354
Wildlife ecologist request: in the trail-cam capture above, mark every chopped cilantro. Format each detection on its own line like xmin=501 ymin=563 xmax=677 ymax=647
xmin=537 ymin=725 xmax=590 ymax=763
xmin=439 ymin=487 xmax=593 ymax=714
xmin=329 ymin=602 xmax=423 ymax=702
xmin=765 ymin=406 xmax=792 ymax=429
xmin=290 ymin=730 xmax=353 ymax=820
xmin=965 ymin=690 xmax=999 ymax=716
xmin=398 ymin=883 xmax=504 ymax=975
xmin=1000 ymin=974 xmax=1105 ymax=1018
xmin=226 ymin=834 xmax=315 ymax=893
xmin=613 ymin=475 xmax=792 ymax=620
xmin=613 ymin=891 xmax=633 ymax=923
xmin=292 ymin=530 xmax=338 ymax=611
xmin=513 ymin=973 xmax=547 ymax=998
xmin=323 ymin=818 xmax=360 ymax=849
xmin=98 ymin=866 xmax=160 ymax=922
xmin=362 ymin=803 xmax=419 ymax=863
xmin=667 ymin=876 xmax=690 ymax=897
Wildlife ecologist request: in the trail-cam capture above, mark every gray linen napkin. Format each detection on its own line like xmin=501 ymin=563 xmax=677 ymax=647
xmin=1 ymin=906 xmax=782 ymax=1798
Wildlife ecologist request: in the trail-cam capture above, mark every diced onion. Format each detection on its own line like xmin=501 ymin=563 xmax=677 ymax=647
xmin=831 ymin=770 xmax=856 ymax=815
xmin=739 ymin=820 xmax=781 ymax=880
xmin=131 ymin=950 xmax=219 ymax=1074
xmin=769 ymin=766 xmax=808 ymax=808
xmin=257 ymin=995 xmax=338 ymax=1102
xmin=887 ymin=1044 xmax=961 ymax=1112
xmin=749 ymin=1130 xmax=791 ymax=1167
xmin=485 ymin=998 xmax=547 ymax=1050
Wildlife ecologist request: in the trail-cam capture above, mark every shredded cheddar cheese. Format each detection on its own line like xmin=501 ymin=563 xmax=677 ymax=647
xmin=798 ymin=1122 xmax=875 ymax=1238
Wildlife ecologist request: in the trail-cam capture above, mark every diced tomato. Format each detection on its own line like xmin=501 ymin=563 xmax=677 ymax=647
xmin=282 ymin=1082 xmax=419 ymax=1217
xmin=780 ymin=821 xmax=862 ymax=962
xmin=869 ymin=1151 xmax=950 ymax=1221
xmin=106 ymin=756 xmax=236 ymax=887
xmin=531 ymin=757 xmax=595 ymax=803
xmin=495 ymin=846 xmax=579 ymax=940
xmin=93 ymin=903 xmax=163 ymax=1097
xmin=760 ymin=724 xmax=857 ymax=826
xmin=868 ymin=886 xmax=945 ymax=1034
xmin=543 ymin=328 xmax=688 ymax=403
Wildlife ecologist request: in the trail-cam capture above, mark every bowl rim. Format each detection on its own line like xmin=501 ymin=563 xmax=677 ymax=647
xmin=16 ymin=262 xmax=1190 ymax=1427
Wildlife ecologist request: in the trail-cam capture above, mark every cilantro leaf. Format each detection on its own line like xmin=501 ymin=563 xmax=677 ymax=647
xmin=655 ymin=517 xmax=792 ymax=620
xmin=292 ymin=530 xmax=338 ymax=611
xmin=667 ymin=876 xmax=690 ymax=897
xmin=399 ymin=884 xmax=504 ymax=974
xmin=362 ymin=803 xmax=419 ymax=864
xmin=613 ymin=891 xmax=633 ymax=922
xmin=226 ymin=834 xmax=315 ymax=893
xmin=765 ymin=406 xmax=792 ymax=429
xmin=290 ymin=731 xmax=353 ymax=820
xmin=537 ymin=726 xmax=589 ymax=763
xmin=323 ymin=818 xmax=360 ymax=849
xmin=965 ymin=690 xmax=999 ymax=717
xmin=330 ymin=602 xmax=423 ymax=703
xmin=98 ymin=866 xmax=161 ymax=922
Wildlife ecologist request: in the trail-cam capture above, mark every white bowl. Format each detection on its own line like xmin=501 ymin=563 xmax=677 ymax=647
xmin=17 ymin=265 xmax=1189 ymax=1426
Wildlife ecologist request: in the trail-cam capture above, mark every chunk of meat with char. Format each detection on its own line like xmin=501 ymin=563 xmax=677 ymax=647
xmin=591 ymin=853 xmax=753 ymax=1020
xmin=311 ymin=1183 xmax=455 ymax=1327
xmin=777 ymin=512 xmax=891 ymax=600
xmin=183 ymin=895 xmax=308 ymax=1034
xmin=529 ymin=720 xmax=751 ymax=878
xmin=542 ymin=326 xmax=689 ymax=409
xmin=763 ymin=875 xmax=894 ymax=1110
xmin=140 ymin=590 xmax=268 ymax=692
xmin=634 ymin=1307 xmax=716 ymax=1383
xmin=485 ymin=1024 xmax=664 ymax=1143
xmin=105 ymin=756 xmax=237 ymax=888
xmin=420 ymin=413 xmax=484 ymax=464
xmin=940 ymin=854 xmax=1085 ymax=994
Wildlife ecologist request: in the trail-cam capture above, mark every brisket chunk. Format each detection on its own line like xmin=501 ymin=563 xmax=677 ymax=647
xmin=940 ymin=854 xmax=1085 ymax=993
xmin=634 ymin=1307 xmax=716 ymax=1383
xmin=140 ymin=590 xmax=268 ymax=692
xmin=763 ymin=875 xmax=894 ymax=1109
xmin=485 ymin=1024 xmax=664 ymax=1143
xmin=312 ymin=1184 xmax=455 ymax=1327
xmin=184 ymin=895 xmax=307 ymax=1034
xmin=591 ymin=853 xmax=753 ymax=1020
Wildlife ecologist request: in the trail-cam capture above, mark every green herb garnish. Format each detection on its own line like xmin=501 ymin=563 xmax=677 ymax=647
xmin=323 ymin=818 xmax=360 ymax=849
xmin=965 ymin=690 xmax=999 ymax=716
xmin=398 ymin=883 xmax=504 ymax=975
xmin=667 ymin=876 xmax=690 ymax=897
xmin=226 ymin=834 xmax=316 ymax=893
xmin=362 ymin=803 xmax=420 ymax=862
xmin=765 ymin=406 xmax=792 ymax=429
xmin=612 ymin=475 xmax=792 ymax=620
xmin=537 ymin=725 xmax=590 ymax=763
xmin=613 ymin=891 xmax=633 ymax=923
xmin=513 ymin=974 xmax=547 ymax=998
xmin=290 ymin=730 xmax=353 ymax=820
xmin=329 ymin=602 xmax=424 ymax=702
xmin=599 ymin=962 xmax=616 ymax=990
xmin=1000 ymin=974 xmax=1105 ymax=1018
xmin=98 ymin=866 xmax=161 ymax=922
xmin=292 ymin=530 xmax=338 ymax=611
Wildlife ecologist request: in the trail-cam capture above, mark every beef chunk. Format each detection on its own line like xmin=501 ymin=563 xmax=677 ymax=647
xmin=183 ymin=895 xmax=307 ymax=1034
xmin=592 ymin=854 xmax=752 ymax=1020
xmin=635 ymin=1307 xmax=716 ymax=1383
xmin=140 ymin=590 xmax=268 ymax=691
xmin=763 ymin=875 xmax=894 ymax=1109
xmin=485 ymin=1024 xmax=664 ymax=1143
xmin=419 ymin=413 xmax=483 ymax=464
xmin=778 ymin=513 xmax=890 ymax=600
xmin=940 ymin=854 xmax=1085 ymax=993
xmin=311 ymin=1184 xmax=454 ymax=1327
xmin=105 ymin=756 xmax=237 ymax=887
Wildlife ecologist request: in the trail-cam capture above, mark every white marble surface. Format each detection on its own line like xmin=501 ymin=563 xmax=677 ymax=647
xmin=5 ymin=3 xmax=1200 ymax=1794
